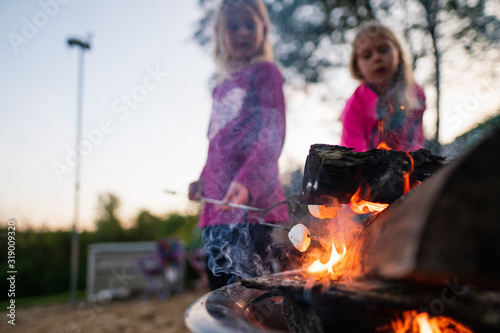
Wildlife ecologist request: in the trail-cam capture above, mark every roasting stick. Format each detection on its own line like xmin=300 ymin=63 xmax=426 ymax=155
xmin=199 ymin=196 xmax=265 ymax=212
xmin=165 ymin=189 xmax=264 ymax=211
xmin=164 ymin=189 xmax=319 ymax=252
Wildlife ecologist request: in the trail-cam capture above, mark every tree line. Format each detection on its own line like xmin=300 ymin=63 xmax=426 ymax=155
xmin=0 ymin=193 xmax=201 ymax=300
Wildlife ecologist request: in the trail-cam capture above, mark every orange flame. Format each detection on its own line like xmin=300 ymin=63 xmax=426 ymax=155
xmin=306 ymin=240 xmax=346 ymax=277
xmin=403 ymin=172 xmax=410 ymax=194
xmin=389 ymin=311 xmax=473 ymax=333
xmin=375 ymin=98 xmax=402 ymax=151
xmin=377 ymin=141 xmax=392 ymax=150
xmin=302 ymin=205 xmax=365 ymax=283
xmin=350 ymin=187 xmax=389 ymax=214
xmin=403 ymin=152 xmax=415 ymax=194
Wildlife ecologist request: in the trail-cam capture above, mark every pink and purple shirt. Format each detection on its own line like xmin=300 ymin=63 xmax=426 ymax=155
xmin=199 ymin=61 xmax=289 ymax=227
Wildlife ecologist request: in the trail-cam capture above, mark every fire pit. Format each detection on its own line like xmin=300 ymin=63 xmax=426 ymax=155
xmin=186 ymin=129 xmax=500 ymax=333
xmin=186 ymin=270 xmax=500 ymax=332
xmin=184 ymin=281 xmax=288 ymax=333
xmin=243 ymin=271 xmax=500 ymax=332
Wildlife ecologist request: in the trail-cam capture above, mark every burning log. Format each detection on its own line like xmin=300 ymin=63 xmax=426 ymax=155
xmin=185 ymin=130 xmax=500 ymax=333
xmin=238 ymin=130 xmax=500 ymax=332
xmin=301 ymin=145 xmax=446 ymax=205
xmin=361 ymin=129 xmax=500 ymax=288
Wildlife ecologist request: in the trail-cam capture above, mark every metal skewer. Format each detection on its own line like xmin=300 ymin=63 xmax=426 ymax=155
xmin=199 ymin=196 xmax=265 ymax=212
xmin=165 ymin=189 xmax=264 ymax=211
xmin=164 ymin=189 xmax=320 ymax=242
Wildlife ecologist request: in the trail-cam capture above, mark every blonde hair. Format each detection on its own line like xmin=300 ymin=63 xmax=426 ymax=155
xmin=349 ymin=21 xmax=420 ymax=111
xmin=213 ymin=0 xmax=273 ymax=77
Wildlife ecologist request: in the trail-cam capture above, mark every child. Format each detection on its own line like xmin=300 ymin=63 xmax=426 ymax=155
xmin=341 ymin=22 xmax=426 ymax=152
xmin=189 ymin=0 xmax=289 ymax=290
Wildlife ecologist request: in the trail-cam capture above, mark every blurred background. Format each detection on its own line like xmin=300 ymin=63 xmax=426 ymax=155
xmin=1 ymin=0 xmax=499 ymax=303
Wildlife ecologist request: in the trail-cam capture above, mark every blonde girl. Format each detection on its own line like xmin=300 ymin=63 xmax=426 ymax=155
xmin=189 ymin=0 xmax=289 ymax=290
xmin=341 ymin=21 xmax=426 ymax=151
xmin=213 ymin=0 xmax=273 ymax=77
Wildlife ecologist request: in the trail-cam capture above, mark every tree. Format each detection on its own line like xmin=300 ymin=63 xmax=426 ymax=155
xmin=194 ymin=0 xmax=377 ymax=84
xmin=194 ymin=0 xmax=500 ymax=145
xmin=131 ymin=210 xmax=163 ymax=240
xmin=95 ymin=193 xmax=124 ymax=241
xmin=401 ymin=0 xmax=500 ymax=146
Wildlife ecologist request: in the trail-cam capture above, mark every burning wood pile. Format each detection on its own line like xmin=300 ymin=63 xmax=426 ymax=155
xmin=244 ymin=129 xmax=499 ymax=333
xmin=185 ymin=129 xmax=500 ymax=333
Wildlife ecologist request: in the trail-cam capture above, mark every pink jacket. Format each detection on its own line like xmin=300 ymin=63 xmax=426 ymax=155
xmin=341 ymin=84 xmax=426 ymax=152
xmin=199 ymin=61 xmax=289 ymax=227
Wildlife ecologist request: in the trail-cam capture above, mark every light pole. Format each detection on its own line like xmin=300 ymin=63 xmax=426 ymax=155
xmin=67 ymin=35 xmax=91 ymax=306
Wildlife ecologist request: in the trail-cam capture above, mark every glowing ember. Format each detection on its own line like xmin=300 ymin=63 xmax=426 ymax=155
xmin=403 ymin=171 xmax=411 ymax=194
xmin=403 ymin=152 xmax=415 ymax=194
xmin=349 ymin=187 xmax=389 ymax=214
xmin=389 ymin=310 xmax=473 ymax=333
xmin=377 ymin=141 xmax=392 ymax=150
xmin=306 ymin=240 xmax=346 ymax=277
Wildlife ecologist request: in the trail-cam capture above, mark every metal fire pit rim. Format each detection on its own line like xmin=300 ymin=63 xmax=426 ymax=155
xmin=184 ymin=282 xmax=287 ymax=333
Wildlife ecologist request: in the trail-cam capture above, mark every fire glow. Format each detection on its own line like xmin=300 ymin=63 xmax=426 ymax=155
xmin=387 ymin=310 xmax=473 ymax=333
xmin=377 ymin=141 xmax=392 ymax=150
xmin=404 ymin=152 xmax=415 ymax=194
xmin=375 ymin=98 xmax=399 ymax=151
xmin=350 ymin=187 xmax=389 ymax=214
xmin=306 ymin=240 xmax=346 ymax=278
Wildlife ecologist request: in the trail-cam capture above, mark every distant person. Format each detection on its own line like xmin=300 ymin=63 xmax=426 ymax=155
xmin=189 ymin=0 xmax=289 ymax=290
xmin=341 ymin=21 xmax=426 ymax=152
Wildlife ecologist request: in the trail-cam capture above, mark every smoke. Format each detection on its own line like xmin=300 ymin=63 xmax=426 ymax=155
xmin=203 ymin=222 xmax=273 ymax=283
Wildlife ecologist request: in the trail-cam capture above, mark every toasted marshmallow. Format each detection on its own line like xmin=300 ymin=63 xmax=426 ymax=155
xmin=288 ymin=224 xmax=312 ymax=252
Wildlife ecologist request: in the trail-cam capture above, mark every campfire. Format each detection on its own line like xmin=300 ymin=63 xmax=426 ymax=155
xmin=386 ymin=311 xmax=473 ymax=333
xmin=185 ymin=129 xmax=500 ymax=333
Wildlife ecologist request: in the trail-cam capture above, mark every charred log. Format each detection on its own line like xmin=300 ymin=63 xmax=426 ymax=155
xmin=361 ymin=129 xmax=500 ymax=288
xmin=242 ymin=273 xmax=500 ymax=333
xmin=301 ymin=145 xmax=446 ymax=205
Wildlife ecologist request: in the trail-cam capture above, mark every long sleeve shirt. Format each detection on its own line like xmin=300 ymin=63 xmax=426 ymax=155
xmin=198 ymin=61 xmax=289 ymax=227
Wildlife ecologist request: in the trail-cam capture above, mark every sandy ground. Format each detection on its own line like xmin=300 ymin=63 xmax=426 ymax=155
xmin=0 ymin=290 xmax=207 ymax=333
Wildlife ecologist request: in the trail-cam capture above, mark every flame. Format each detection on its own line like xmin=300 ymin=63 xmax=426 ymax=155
xmin=375 ymin=98 xmax=402 ymax=151
xmin=377 ymin=141 xmax=392 ymax=150
xmin=403 ymin=152 xmax=415 ymax=194
xmin=306 ymin=240 xmax=346 ymax=275
xmin=403 ymin=172 xmax=410 ymax=194
xmin=389 ymin=311 xmax=473 ymax=333
xmin=303 ymin=206 xmax=365 ymax=283
xmin=349 ymin=187 xmax=389 ymax=214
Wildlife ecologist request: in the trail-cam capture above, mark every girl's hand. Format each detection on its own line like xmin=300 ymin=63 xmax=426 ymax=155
xmin=218 ymin=181 xmax=249 ymax=211
xmin=188 ymin=180 xmax=203 ymax=201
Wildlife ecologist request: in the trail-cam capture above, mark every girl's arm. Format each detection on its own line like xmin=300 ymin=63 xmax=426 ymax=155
xmin=341 ymin=98 xmax=369 ymax=151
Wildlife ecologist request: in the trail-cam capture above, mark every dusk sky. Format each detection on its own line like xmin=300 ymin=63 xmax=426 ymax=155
xmin=1 ymin=0 xmax=498 ymax=231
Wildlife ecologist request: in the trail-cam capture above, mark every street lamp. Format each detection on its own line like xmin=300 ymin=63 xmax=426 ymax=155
xmin=67 ymin=34 xmax=91 ymax=306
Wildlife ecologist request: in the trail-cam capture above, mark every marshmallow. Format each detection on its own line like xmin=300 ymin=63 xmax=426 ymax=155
xmin=288 ymin=224 xmax=312 ymax=252
xmin=308 ymin=205 xmax=338 ymax=219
